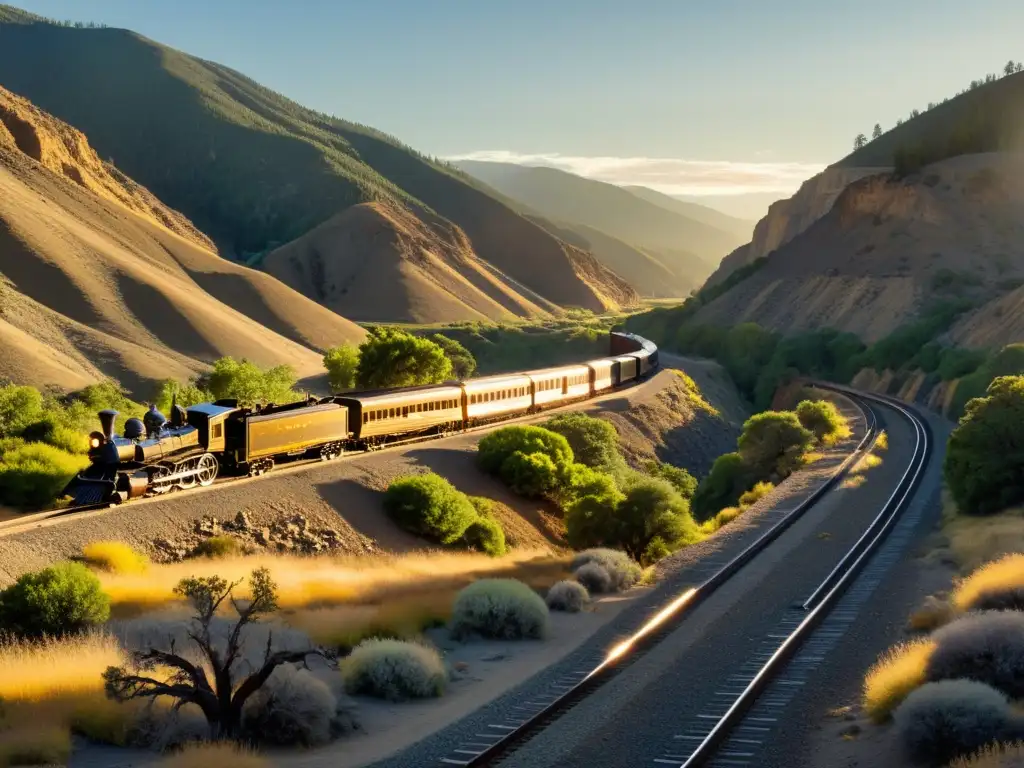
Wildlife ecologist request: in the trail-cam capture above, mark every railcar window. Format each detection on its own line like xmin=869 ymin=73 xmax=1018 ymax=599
xmin=212 ymin=423 xmax=223 ymax=438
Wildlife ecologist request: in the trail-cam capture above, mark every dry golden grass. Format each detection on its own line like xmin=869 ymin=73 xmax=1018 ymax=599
xmin=99 ymin=548 xmax=564 ymax=611
xmin=668 ymin=369 xmax=719 ymax=416
xmin=283 ymin=589 xmax=456 ymax=649
xmin=945 ymin=506 xmax=1024 ymax=573
xmin=951 ymin=741 xmax=1024 ymax=767
xmin=158 ymin=742 xmax=269 ymax=768
xmin=82 ymin=540 xmax=150 ymax=574
xmin=951 ymin=552 xmax=1024 ymax=612
xmin=0 ymin=633 xmax=124 ymax=703
xmin=851 ymin=453 xmax=883 ymax=474
xmin=700 ymin=507 xmax=742 ymax=535
xmin=0 ymin=724 xmax=71 ymax=768
xmin=841 ymin=475 xmax=867 ymax=490
xmin=862 ymin=637 xmax=936 ymax=723
xmin=874 ymin=430 xmax=889 ymax=452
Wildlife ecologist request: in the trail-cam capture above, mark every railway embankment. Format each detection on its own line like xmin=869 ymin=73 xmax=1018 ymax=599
xmin=0 ymin=361 xmax=743 ymax=585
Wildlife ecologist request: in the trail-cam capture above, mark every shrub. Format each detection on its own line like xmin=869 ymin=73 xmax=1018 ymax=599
xmin=477 ymin=425 xmax=573 ymax=477
xmin=546 ymin=580 xmax=589 ymax=613
xmin=500 ymin=451 xmax=561 ymax=497
xmin=157 ymin=742 xmax=270 ymax=768
xmin=691 ymin=452 xmax=754 ymax=522
xmin=863 ymin=638 xmax=936 ymax=723
xmin=355 ymin=328 xmax=453 ymax=389
xmin=611 ymin=478 xmax=700 ymax=560
xmin=945 ymin=376 xmax=1024 ymax=515
xmin=341 ymin=639 xmax=446 ymax=701
xmin=894 ymin=679 xmax=1010 ymax=764
xmin=953 ymin=554 xmax=1024 ymax=612
xmin=449 ymin=579 xmax=549 ymax=640
xmin=203 ymin=357 xmax=297 ymax=407
xmin=0 ymin=438 xmax=88 ymax=509
xmin=573 ymin=562 xmax=612 ymax=594
xmin=571 ymin=549 xmax=642 ymax=592
xmin=641 ymin=536 xmax=673 ymax=566
xmin=192 ymin=535 xmax=243 ymax=559
xmin=927 ymin=611 xmax=1024 ymax=697
xmin=701 ymin=506 xmax=743 ymax=534
xmin=461 ymin=516 xmax=507 ymax=557
xmin=430 ymin=334 xmax=477 ymax=380
xmin=383 ymin=473 xmax=478 ymax=545
xmin=323 ymin=344 xmax=359 ymax=391
xmin=0 ymin=562 xmax=110 ymax=638
xmin=242 ymin=663 xmax=338 ymax=746
xmin=564 ymin=488 xmax=621 ymax=552
xmin=795 ymin=400 xmax=850 ymax=445
xmin=81 ymin=541 xmax=149 ymax=574
xmin=738 ymin=481 xmax=775 ymax=508
xmin=543 ymin=412 xmax=623 ymax=474
xmin=951 ymin=742 xmax=1024 ymax=768
xmin=643 ymin=461 xmax=698 ymax=499
xmin=737 ymin=411 xmax=814 ymax=480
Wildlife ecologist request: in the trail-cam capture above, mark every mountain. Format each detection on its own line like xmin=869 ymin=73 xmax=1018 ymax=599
xmin=691 ymin=152 xmax=1024 ymax=344
xmin=622 ymin=186 xmax=754 ymax=241
xmin=0 ymin=7 xmax=637 ymax=322
xmin=454 ymin=159 xmax=748 ymax=296
xmin=0 ymin=83 xmax=366 ymax=395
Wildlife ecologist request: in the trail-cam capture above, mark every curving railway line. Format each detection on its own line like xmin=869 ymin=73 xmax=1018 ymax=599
xmin=426 ymin=385 xmax=930 ymax=768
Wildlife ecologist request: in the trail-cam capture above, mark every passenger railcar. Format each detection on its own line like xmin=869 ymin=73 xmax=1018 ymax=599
xmin=63 ymin=331 xmax=660 ymax=506
xmin=333 ymin=384 xmax=463 ymax=448
xmin=464 ymin=373 xmax=532 ymax=424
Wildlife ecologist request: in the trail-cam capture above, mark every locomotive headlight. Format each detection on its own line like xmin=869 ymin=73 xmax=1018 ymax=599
xmin=90 ymin=437 xmax=101 ymax=449
xmin=88 ymin=431 xmax=105 ymax=450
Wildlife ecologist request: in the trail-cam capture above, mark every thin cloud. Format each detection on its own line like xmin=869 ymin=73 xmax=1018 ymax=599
xmin=445 ymin=150 xmax=826 ymax=197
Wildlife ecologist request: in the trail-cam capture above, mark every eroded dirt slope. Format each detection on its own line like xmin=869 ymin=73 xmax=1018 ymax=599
xmin=0 ymin=85 xmax=366 ymax=394
xmin=695 ymin=153 xmax=1024 ymax=342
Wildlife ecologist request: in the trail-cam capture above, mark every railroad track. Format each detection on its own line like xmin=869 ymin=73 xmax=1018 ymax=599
xmin=435 ymin=387 xmax=929 ymax=768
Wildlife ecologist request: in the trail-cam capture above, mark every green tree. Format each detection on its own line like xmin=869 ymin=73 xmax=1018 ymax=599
xmin=543 ymin=412 xmax=624 ymax=474
xmin=644 ymin=461 xmax=698 ymax=499
xmin=691 ymin=452 xmax=753 ymax=522
xmin=872 ymin=123 xmax=883 ymax=140
xmin=430 ymin=334 xmax=477 ymax=380
xmin=356 ymin=328 xmax=453 ymax=389
xmin=477 ymin=425 xmax=574 ymax=477
xmin=154 ymin=379 xmax=213 ymax=413
xmin=500 ymin=451 xmax=561 ymax=497
xmin=854 ymin=133 xmax=868 ymax=149
xmin=611 ymin=478 xmax=699 ymax=561
xmin=202 ymin=357 xmax=297 ymax=406
xmin=323 ymin=344 xmax=360 ymax=391
xmin=944 ymin=376 xmax=1024 ymax=515
xmin=737 ymin=411 xmax=814 ymax=480
xmin=0 ymin=385 xmax=45 ymax=437
xmin=1005 ymin=60 xmax=1017 ymax=77
xmin=795 ymin=399 xmax=850 ymax=445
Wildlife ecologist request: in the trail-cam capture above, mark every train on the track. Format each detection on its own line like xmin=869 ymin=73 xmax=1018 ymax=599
xmin=63 ymin=331 xmax=658 ymax=506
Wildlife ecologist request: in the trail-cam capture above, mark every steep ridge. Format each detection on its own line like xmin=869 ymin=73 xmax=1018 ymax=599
xmin=703 ymin=166 xmax=887 ymax=287
xmin=0 ymin=83 xmax=366 ymax=394
xmin=0 ymin=9 xmax=634 ymax=315
xmin=455 ymin=159 xmax=743 ymax=293
xmin=692 ymin=153 xmax=1024 ymax=342
xmin=264 ymin=202 xmax=555 ymax=323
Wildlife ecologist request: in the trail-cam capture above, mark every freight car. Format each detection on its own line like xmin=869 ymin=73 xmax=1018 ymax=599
xmin=63 ymin=331 xmax=660 ymax=505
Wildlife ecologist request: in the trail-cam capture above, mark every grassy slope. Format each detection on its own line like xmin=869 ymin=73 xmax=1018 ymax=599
xmin=0 ymin=7 xmax=622 ymax=311
xmin=454 ymin=159 xmax=745 ymax=266
xmin=836 ymin=70 xmax=1024 ymax=168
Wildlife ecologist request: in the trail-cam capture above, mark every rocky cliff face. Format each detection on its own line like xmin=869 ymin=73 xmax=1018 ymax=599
xmin=705 ymin=166 xmax=888 ymax=287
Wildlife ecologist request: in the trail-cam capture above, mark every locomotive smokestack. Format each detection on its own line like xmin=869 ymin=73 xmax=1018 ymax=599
xmin=98 ymin=409 xmax=119 ymax=441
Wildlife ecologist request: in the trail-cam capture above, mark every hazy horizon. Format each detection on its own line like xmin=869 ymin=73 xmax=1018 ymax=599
xmin=8 ymin=0 xmax=1022 ymax=220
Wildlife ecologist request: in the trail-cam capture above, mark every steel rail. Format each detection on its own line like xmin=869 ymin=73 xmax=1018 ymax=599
xmin=440 ymin=395 xmax=878 ymax=767
xmin=675 ymin=387 xmax=930 ymax=768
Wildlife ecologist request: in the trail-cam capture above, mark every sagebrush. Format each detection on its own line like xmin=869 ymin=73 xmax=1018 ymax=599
xmin=449 ymin=579 xmax=549 ymax=640
xmin=570 ymin=549 xmax=642 ymax=592
xmin=926 ymin=611 xmax=1024 ymax=697
xmin=341 ymin=638 xmax=446 ymax=701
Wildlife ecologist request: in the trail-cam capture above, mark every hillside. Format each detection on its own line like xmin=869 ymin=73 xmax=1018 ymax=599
xmin=622 ymin=185 xmax=754 ymax=241
xmin=837 ymin=69 xmax=1024 ymax=170
xmin=0 ymin=7 xmax=636 ymax=319
xmin=0 ymin=83 xmax=366 ymax=395
xmin=692 ymin=153 xmax=1024 ymax=343
xmin=455 ymin=159 xmax=747 ymax=295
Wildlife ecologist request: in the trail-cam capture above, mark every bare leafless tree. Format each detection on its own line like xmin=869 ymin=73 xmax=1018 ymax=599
xmin=103 ymin=568 xmax=329 ymax=739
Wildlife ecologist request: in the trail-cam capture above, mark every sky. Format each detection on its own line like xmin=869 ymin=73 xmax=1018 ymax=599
xmin=11 ymin=0 xmax=1024 ymax=218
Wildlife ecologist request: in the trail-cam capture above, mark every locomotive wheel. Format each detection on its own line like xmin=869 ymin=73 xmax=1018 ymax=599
xmin=196 ymin=454 xmax=218 ymax=487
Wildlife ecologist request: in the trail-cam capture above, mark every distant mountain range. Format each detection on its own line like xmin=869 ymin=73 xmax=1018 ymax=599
xmin=0 ymin=4 xmax=637 ymax=324
xmin=454 ymin=160 xmax=753 ymax=298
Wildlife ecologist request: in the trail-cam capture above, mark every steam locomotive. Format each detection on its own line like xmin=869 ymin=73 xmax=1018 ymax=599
xmin=63 ymin=331 xmax=658 ymax=506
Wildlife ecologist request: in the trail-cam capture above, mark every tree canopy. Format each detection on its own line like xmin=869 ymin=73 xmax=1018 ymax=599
xmin=356 ymin=329 xmax=453 ymax=389
xmin=323 ymin=343 xmax=360 ymax=391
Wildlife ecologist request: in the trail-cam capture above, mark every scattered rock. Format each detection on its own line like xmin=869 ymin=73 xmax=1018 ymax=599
xmin=153 ymin=510 xmax=380 ymax=561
